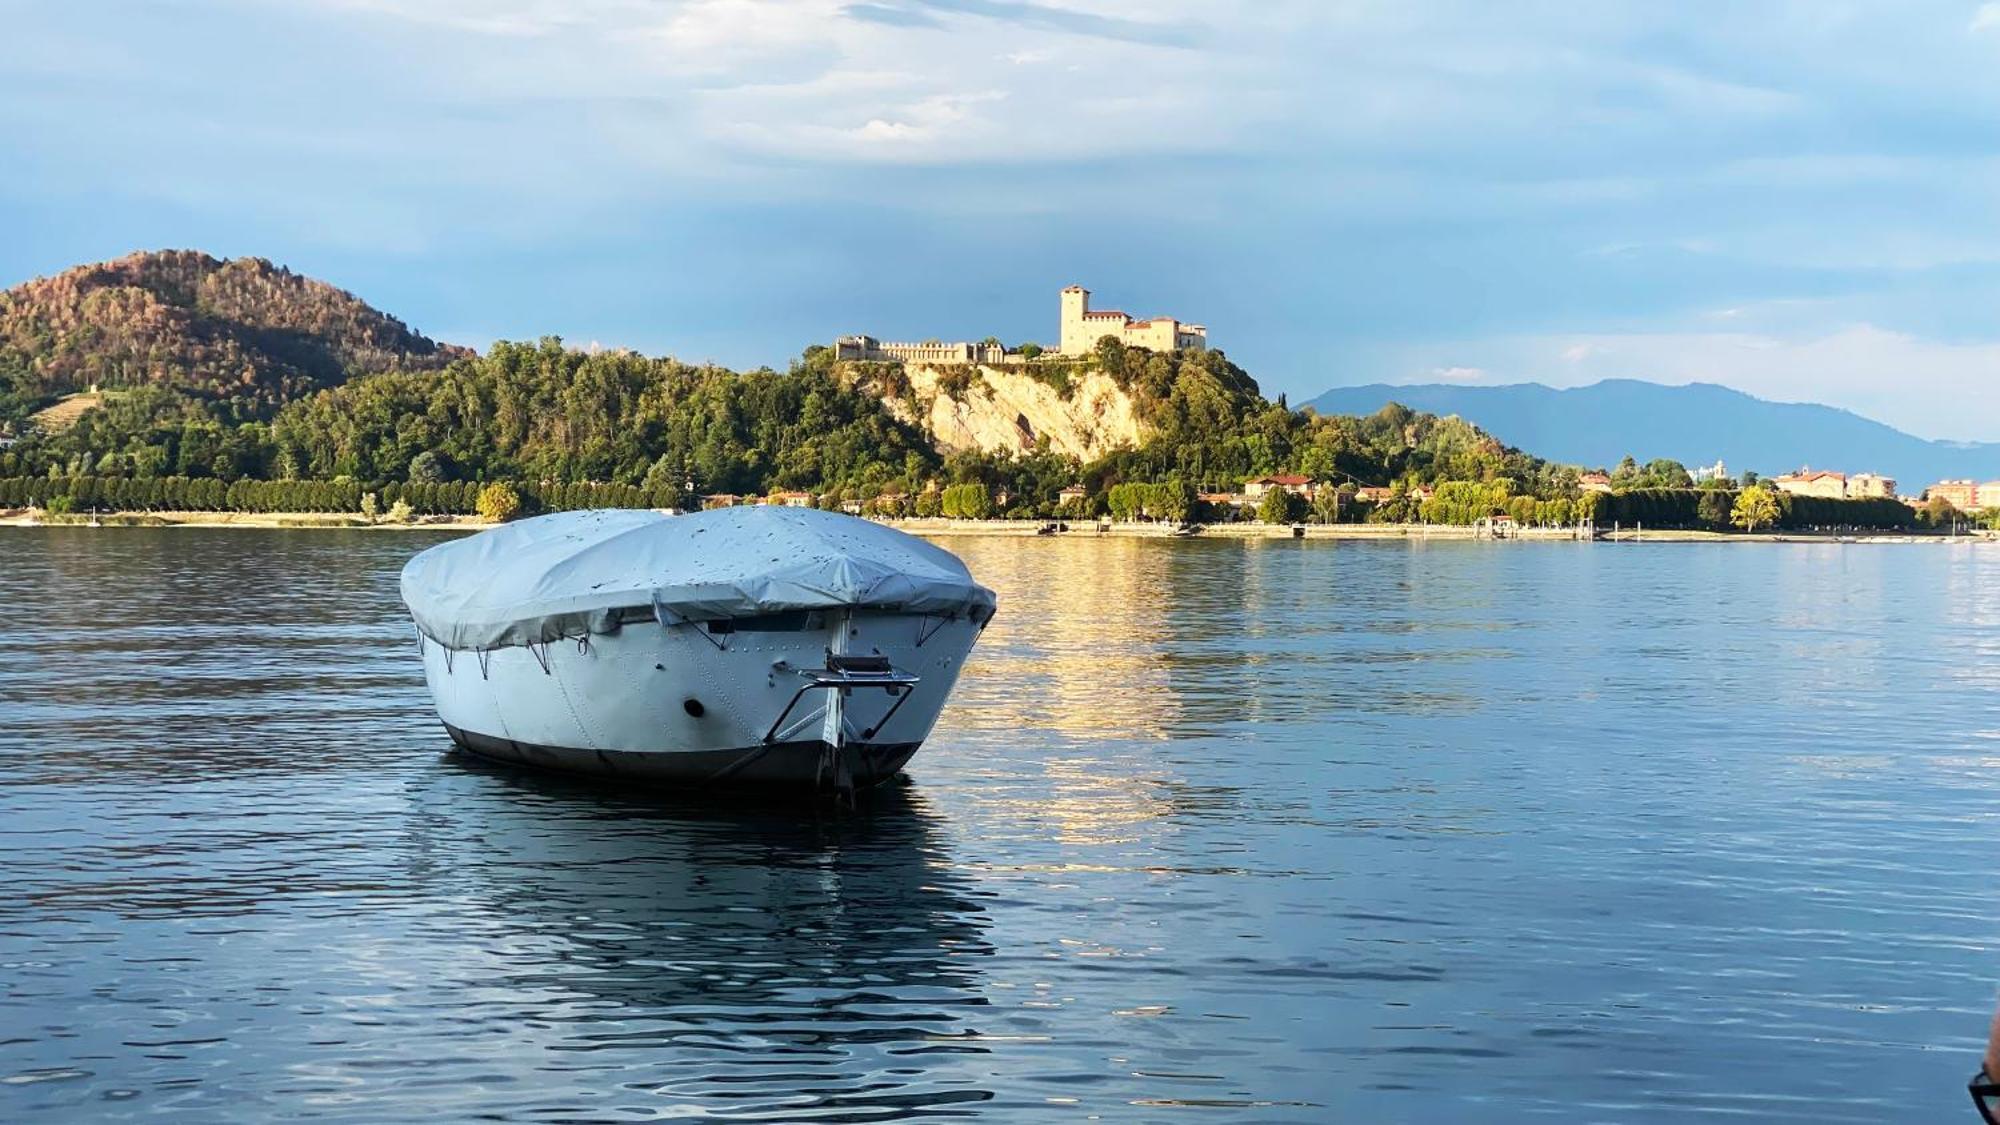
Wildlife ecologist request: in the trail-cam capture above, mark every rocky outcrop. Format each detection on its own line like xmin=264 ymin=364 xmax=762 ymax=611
xmin=852 ymin=361 xmax=1144 ymax=460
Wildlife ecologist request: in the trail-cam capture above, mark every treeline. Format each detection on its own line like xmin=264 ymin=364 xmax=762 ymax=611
xmin=1584 ymin=488 xmax=1916 ymax=530
xmin=4 ymin=337 xmax=1586 ymax=522
xmin=0 ymin=476 xmax=678 ymax=517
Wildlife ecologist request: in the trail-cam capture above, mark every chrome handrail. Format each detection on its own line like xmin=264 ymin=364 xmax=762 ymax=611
xmin=761 ymin=663 xmax=921 ymax=745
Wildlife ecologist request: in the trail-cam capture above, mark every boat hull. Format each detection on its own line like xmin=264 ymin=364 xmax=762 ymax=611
xmin=415 ymin=608 xmax=980 ymax=794
xmin=443 ymin=723 xmax=920 ymax=791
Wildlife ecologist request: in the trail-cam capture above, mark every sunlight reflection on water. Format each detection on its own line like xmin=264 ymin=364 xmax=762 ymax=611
xmin=2 ymin=529 xmax=1999 ymax=1121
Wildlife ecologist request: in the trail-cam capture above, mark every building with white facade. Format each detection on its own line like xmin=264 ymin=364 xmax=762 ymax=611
xmin=1058 ymin=286 xmax=1207 ymax=356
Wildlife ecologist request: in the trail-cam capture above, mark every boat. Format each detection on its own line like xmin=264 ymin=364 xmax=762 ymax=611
xmin=400 ymin=507 xmax=997 ymax=796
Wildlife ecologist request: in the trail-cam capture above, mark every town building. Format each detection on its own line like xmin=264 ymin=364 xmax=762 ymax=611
xmin=1577 ymin=472 xmax=1613 ymax=494
xmin=1928 ymin=480 xmax=1979 ymax=510
xmin=1057 ymin=484 xmax=1088 ymax=506
xmin=1978 ymin=482 xmax=2000 ymax=510
xmin=701 ymin=493 xmax=741 ymax=509
xmin=1354 ymin=486 xmax=1396 ymax=504
xmin=1690 ymin=460 xmax=1729 ymax=483
xmin=832 ymin=336 xmax=1006 ymax=365
xmin=1198 ymin=491 xmax=1250 ymax=511
xmin=1242 ymin=474 xmax=1316 ymax=502
xmin=1058 ymin=286 xmax=1207 ymax=356
xmin=1773 ymin=469 xmax=1847 ymax=499
xmin=769 ymin=490 xmax=814 ymax=508
xmin=1846 ymin=472 xmax=1896 ymax=499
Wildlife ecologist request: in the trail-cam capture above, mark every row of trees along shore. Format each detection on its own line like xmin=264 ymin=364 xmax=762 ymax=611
xmin=0 ymin=473 xmax=1932 ymax=532
xmin=0 ymin=336 xmax=1956 ymax=531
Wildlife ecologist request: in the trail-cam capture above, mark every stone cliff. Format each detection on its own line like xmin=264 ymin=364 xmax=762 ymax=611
xmin=845 ymin=361 xmax=1145 ymax=461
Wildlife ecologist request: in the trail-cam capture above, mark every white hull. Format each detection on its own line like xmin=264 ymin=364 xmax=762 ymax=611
xmin=418 ymin=609 xmax=980 ymax=793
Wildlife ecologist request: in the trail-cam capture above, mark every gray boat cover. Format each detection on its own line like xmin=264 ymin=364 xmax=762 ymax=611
xmin=401 ymin=506 xmax=997 ymax=651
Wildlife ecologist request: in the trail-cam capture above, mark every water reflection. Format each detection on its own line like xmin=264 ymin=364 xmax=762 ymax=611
xmin=7 ymin=530 xmax=2000 ymax=1121
xmin=392 ymin=763 xmax=999 ymax=1118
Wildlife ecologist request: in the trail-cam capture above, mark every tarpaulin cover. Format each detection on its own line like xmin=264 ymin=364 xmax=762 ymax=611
xmin=400 ymin=506 xmax=998 ymax=651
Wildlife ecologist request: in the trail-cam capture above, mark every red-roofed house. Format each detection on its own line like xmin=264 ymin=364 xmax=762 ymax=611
xmin=1243 ymin=474 xmax=1317 ymax=502
xmin=1774 ymin=469 xmax=1846 ymax=500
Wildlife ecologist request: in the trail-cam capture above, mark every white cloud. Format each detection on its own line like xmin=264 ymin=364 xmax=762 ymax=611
xmin=1973 ymin=3 xmax=2000 ymax=31
xmin=1431 ymin=365 xmax=1488 ymax=382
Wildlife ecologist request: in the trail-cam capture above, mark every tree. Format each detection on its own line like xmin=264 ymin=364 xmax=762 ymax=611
xmin=640 ymin=455 xmax=686 ymax=510
xmin=1697 ymin=488 xmax=1733 ymax=527
xmin=1923 ymin=495 xmax=1960 ymax=530
xmin=387 ymin=498 xmax=414 ymax=524
xmin=1107 ymin=482 xmax=1149 ymax=521
xmin=1732 ymin=485 xmax=1778 ymax=533
xmin=940 ymin=482 xmax=992 ymax=519
xmin=1148 ymin=479 xmax=1195 ymax=523
xmin=1258 ymin=487 xmax=1303 ymax=525
xmin=477 ymin=482 xmax=523 ymax=523
xmin=408 ymin=451 xmax=447 ymax=484
xmin=1311 ymin=488 xmax=1342 ymax=524
xmin=359 ymin=491 xmax=380 ymax=521
xmin=1016 ymin=342 xmax=1043 ymax=359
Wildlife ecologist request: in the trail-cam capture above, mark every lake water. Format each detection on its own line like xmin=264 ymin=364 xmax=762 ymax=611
xmin=3 ymin=529 xmax=1998 ymax=1122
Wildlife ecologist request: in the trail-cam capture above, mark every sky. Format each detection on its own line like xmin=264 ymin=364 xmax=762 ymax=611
xmin=3 ymin=1 xmax=1998 ymax=439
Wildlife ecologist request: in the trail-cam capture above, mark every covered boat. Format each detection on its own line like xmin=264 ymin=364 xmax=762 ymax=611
xmin=400 ymin=507 xmax=996 ymax=794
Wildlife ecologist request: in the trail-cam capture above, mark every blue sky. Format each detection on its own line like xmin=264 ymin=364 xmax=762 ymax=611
xmin=4 ymin=1 xmax=1999 ymax=438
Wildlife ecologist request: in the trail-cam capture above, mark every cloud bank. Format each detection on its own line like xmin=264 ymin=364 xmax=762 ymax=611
xmin=1 ymin=1 xmax=1996 ymax=437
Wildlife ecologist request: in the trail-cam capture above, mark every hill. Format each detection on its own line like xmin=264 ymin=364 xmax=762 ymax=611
xmin=1307 ymin=379 xmax=2000 ymax=490
xmin=0 ymin=250 xmax=1576 ymax=518
xmin=0 ymin=250 xmax=466 ymax=418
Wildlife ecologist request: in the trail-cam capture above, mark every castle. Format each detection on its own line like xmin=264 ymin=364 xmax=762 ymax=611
xmin=1058 ymin=286 xmax=1206 ymax=355
xmin=833 ymin=286 xmax=1207 ymax=364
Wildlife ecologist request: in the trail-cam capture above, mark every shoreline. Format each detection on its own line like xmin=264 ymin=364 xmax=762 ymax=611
xmin=2 ymin=508 xmax=1983 ymax=545
xmin=886 ymin=519 xmax=1981 ymax=544
xmin=0 ymin=509 xmax=491 ymax=531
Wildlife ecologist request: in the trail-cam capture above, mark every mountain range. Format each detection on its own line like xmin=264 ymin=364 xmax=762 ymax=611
xmin=1306 ymin=380 xmax=2000 ymax=491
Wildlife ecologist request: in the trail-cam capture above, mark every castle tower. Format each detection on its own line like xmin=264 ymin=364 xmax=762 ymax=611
xmin=1059 ymin=285 xmax=1090 ymax=355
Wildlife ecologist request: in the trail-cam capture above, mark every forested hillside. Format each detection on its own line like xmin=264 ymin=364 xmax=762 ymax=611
xmin=3 ymin=250 xmax=1920 ymax=530
xmin=2 ymin=327 xmax=1579 ymax=517
xmin=0 ymin=250 xmax=465 ymax=419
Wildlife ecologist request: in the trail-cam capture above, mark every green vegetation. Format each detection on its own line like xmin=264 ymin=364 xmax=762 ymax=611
xmin=0 ymin=476 xmax=678 ymax=517
xmin=1581 ymin=486 xmax=1912 ymax=532
xmin=1258 ymin=487 xmax=1304 ymax=525
xmin=0 ymin=255 xmax=1955 ymax=534
xmin=938 ymin=482 xmax=992 ymax=519
xmin=0 ymin=250 xmax=461 ymax=417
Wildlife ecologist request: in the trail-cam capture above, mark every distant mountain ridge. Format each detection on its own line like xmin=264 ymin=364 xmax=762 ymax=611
xmin=0 ymin=250 xmax=466 ymax=414
xmin=1306 ymin=379 xmax=2000 ymax=490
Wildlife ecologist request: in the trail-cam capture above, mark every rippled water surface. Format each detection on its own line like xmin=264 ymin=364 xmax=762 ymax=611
xmin=4 ymin=528 xmax=2000 ymax=1122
